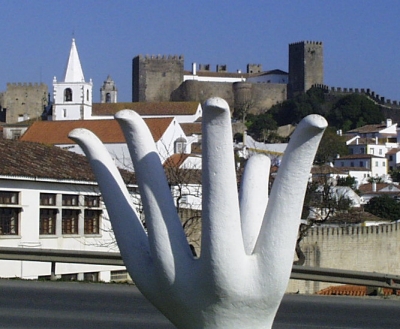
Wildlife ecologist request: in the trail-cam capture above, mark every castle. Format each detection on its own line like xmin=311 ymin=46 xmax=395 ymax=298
xmin=132 ymin=41 xmax=324 ymax=113
xmin=0 ymin=82 xmax=48 ymax=124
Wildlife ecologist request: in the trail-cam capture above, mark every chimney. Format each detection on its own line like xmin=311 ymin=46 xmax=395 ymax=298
xmin=387 ymin=118 xmax=392 ymax=127
xmin=192 ymin=62 xmax=197 ymax=75
xmin=372 ymin=182 xmax=377 ymax=192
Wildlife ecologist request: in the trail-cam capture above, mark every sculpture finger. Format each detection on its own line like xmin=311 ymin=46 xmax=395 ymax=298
xmin=239 ymin=154 xmax=270 ymax=254
xmin=254 ymin=114 xmax=327 ymax=267
xmin=201 ymin=98 xmax=244 ymax=265
xmin=68 ymin=128 xmax=156 ymax=290
xmin=114 ymin=110 xmax=194 ymax=284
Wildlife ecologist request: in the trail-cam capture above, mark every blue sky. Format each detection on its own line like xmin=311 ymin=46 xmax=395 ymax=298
xmin=1 ymin=0 xmax=400 ymax=103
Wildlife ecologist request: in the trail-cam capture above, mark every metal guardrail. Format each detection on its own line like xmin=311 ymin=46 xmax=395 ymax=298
xmin=0 ymin=247 xmax=400 ymax=289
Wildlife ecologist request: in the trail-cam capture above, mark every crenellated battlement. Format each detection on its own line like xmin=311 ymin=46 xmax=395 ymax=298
xmin=6 ymin=82 xmax=46 ymax=88
xmin=312 ymin=83 xmax=400 ymax=109
xmin=289 ymin=40 xmax=323 ymax=46
xmin=137 ymin=54 xmax=184 ymax=61
xmin=308 ymin=221 xmax=399 ymax=237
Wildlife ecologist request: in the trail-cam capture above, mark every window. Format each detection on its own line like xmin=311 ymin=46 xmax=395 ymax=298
xmin=174 ymin=138 xmax=187 ymax=154
xmin=0 ymin=208 xmax=19 ymax=235
xmin=375 ymin=161 xmax=379 ymax=167
xmin=40 ymin=193 xmax=56 ymax=206
xmin=390 ymin=155 xmax=393 ymax=161
xmin=0 ymin=191 xmax=20 ymax=235
xmin=84 ymin=196 xmax=100 ymax=207
xmin=383 ymin=161 xmax=386 ymax=167
xmin=62 ymin=209 xmax=79 ymax=234
xmin=86 ymin=89 xmax=89 ymax=101
xmin=106 ymin=93 xmax=111 ymax=103
xmin=0 ymin=191 xmax=18 ymax=204
xmin=350 ymin=162 xmax=354 ymax=167
xmin=359 ymin=161 xmax=364 ymax=167
xmin=40 ymin=209 xmax=57 ymax=235
xmin=64 ymin=88 xmax=72 ymax=102
xmin=370 ymin=148 xmax=374 ymax=155
xmin=62 ymin=194 xmax=79 ymax=206
xmin=341 ymin=162 xmax=344 ymax=167
xmin=84 ymin=210 xmax=100 ymax=234
xmin=360 ymin=147 xmax=364 ymax=154
xmin=379 ymin=149 xmax=383 ymax=155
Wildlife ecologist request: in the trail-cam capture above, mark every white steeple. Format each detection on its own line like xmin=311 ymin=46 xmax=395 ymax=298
xmin=52 ymin=38 xmax=93 ymax=121
xmin=63 ymin=38 xmax=85 ymax=82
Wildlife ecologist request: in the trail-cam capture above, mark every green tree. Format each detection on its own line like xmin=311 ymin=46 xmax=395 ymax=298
xmin=336 ymin=176 xmax=357 ymax=190
xmin=389 ymin=168 xmax=400 ymax=183
xmin=327 ymin=94 xmax=384 ymax=132
xmin=269 ymin=87 xmax=327 ymax=126
xmin=245 ymin=112 xmax=277 ymax=142
xmin=364 ymin=195 xmax=400 ymax=221
xmin=296 ymin=176 xmax=353 ymax=265
xmin=314 ymin=127 xmax=348 ymax=164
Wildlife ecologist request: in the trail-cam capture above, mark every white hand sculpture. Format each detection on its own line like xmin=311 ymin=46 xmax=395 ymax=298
xmin=69 ymin=97 xmax=327 ymax=329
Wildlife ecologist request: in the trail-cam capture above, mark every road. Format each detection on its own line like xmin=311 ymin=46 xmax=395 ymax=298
xmin=0 ymin=279 xmax=398 ymax=328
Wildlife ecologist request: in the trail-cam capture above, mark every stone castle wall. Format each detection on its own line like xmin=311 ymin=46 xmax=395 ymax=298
xmin=288 ymin=41 xmax=323 ymax=98
xmin=1 ymin=83 xmax=48 ymax=123
xmin=132 ymin=55 xmax=184 ymax=102
xmin=287 ymin=222 xmax=400 ymax=294
xmin=171 ymin=80 xmax=287 ymax=114
xmin=313 ymin=84 xmax=400 ymax=122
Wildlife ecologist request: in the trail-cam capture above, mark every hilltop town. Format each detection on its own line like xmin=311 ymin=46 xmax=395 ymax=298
xmin=0 ymin=39 xmax=400 ymax=294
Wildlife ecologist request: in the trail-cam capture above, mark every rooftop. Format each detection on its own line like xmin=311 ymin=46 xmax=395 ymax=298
xmin=92 ymin=101 xmax=200 ymax=117
xmin=0 ymin=139 xmax=132 ymax=183
xmin=20 ymin=118 xmax=174 ymax=145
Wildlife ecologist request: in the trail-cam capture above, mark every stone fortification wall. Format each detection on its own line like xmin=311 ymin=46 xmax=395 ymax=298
xmin=171 ymin=80 xmax=234 ymax=107
xmin=172 ymin=80 xmax=287 ymax=114
xmin=287 ymin=222 xmax=400 ymax=294
xmin=132 ymin=55 xmax=184 ymax=102
xmin=1 ymin=83 xmax=48 ymax=123
xmin=313 ymin=84 xmax=400 ymax=122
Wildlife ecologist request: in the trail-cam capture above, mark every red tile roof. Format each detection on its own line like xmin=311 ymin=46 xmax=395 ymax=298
xmin=20 ymin=118 xmax=173 ymax=145
xmin=337 ymin=154 xmax=386 ymax=160
xmin=180 ymin=122 xmax=202 ymax=136
xmin=317 ymin=285 xmax=399 ymax=296
xmin=348 ymin=123 xmax=393 ymax=134
xmin=0 ymin=139 xmax=133 ymax=183
xmin=92 ymin=102 xmax=200 ymax=117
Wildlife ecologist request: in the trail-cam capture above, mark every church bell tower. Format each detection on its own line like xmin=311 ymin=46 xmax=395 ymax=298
xmin=52 ymin=38 xmax=93 ymax=120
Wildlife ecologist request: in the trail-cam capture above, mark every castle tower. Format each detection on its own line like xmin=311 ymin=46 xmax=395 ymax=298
xmin=52 ymin=38 xmax=93 ymax=120
xmin=288 ymin=41 xmax=323 ymax=98
xmin=100 ymin=75 xmax=118 ymax=103
xmin=132 ymin=54 xmax=184 ymax=102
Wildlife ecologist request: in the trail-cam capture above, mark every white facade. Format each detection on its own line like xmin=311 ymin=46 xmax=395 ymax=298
xmin=52 ymin=39 xmax=93 ymax=121
xmin=0 ymin=177 xmax=125 ymax=281
xmin=55 ymin=118 xmax=189 ymax=170
xmin=334 ymin=155 xmax=388 ymax=178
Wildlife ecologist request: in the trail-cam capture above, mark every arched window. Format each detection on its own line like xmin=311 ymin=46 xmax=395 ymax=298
xmin=87 ymin=89 xmax=89 ymax=101
xmin=64 ymin=88 xmax=72 ymax=102
xmin=106 ymin=93 xmax=111 ymax=103
xmin=174 ymin=137 xmax=187 ymax=154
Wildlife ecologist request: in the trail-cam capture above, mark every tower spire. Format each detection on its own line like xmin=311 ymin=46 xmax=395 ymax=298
xmin=64 ymin=38 xmax=85 ymax=82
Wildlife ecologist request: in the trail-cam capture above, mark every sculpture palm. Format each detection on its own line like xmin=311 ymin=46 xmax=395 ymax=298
xmin=69 ymin=97 xmax=327 ymax=329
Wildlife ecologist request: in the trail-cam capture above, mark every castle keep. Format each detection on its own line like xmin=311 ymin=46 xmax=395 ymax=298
xmin=288 ymin=41 xmax=324 ymax=98
xmin=132 ymin=41 xmax=324 ymax=114
xmin=0 ymin=83 xmax=48 ymax=123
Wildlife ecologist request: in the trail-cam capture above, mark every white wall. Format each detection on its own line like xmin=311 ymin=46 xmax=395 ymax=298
xmin=0 ymin=178 xmax=125 ymax=280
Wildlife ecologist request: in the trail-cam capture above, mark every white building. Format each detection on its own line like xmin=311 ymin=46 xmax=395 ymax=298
xmin=334 ymin=154 xmax=388 ymax=179
xmin=0 ymin=139 xmax=132 ymax=281
xmin=52 ymin=39 xmax=93 ymax=121
xmin=20 ymin=117 xmax=190 ymax=170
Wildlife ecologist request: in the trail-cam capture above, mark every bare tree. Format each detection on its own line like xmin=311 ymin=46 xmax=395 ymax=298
xmin=294 ymin=175 xmax=354 ymax=265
